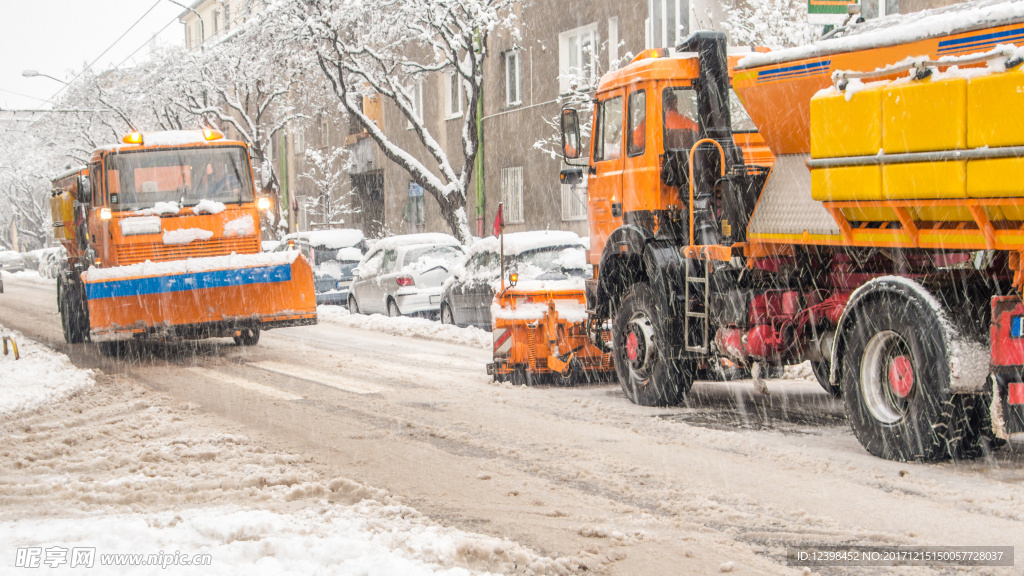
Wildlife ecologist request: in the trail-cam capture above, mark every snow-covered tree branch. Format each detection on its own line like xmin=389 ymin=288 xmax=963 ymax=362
xmin=296 ymin=0 xmax=520 ymax=243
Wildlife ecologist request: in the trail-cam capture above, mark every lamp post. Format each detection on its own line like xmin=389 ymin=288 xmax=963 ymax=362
xmin=165 ymin=0 xmax=204 ymax=50
xmin=21 ymin=70 xmax=68 ymax=85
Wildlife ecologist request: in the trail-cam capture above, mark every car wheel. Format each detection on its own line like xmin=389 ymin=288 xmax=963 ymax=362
xmin=233 ymin=327 xmax=260 ymax=346
xmin=387 ymin=299 xmax=402 ymax=317
xmin=348 ymin=296 xmax=360 ymax=315
xmin=440 ymin=303 xmax=455 ymax=325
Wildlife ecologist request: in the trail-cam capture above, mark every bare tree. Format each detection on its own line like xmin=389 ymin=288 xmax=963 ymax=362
xmin=721 ymin=0 xmax=817 ymax=49
xmin=297 ymin=0 xmax=520 ymax=243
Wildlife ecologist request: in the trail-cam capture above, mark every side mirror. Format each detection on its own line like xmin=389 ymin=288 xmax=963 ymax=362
xmin=560 ymin=108 xmax=582 ymax=160
xmin=352 ymin=267 xmax=361 ymax=277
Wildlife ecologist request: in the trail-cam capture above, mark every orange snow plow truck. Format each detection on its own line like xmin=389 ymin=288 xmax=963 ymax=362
xmin=561 ymin=0 xmax=1024 ymax=461
xmin=50 ymin=130 xmax=316 ymax=349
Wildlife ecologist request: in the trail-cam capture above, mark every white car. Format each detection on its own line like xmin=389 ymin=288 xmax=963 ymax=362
xmin=348 ymin=233 xmax=464 ymax=317
xmin=0 ymin=250 xmax=26 ymax=273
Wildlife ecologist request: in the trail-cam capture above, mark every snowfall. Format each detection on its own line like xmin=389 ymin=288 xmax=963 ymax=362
xmin=0 ymin=295 xmax=559 ymax=575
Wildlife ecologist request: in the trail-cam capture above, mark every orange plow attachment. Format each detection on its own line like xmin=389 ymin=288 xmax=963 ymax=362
xmin=487 ymin=288 xmax=614 ymax=385
xmin=82 ymin=252 xmax=317 ymax=340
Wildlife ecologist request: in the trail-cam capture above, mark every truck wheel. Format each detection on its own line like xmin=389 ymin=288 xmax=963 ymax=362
xmin=945 ymin=393 xmax=1004 ymax=459
xmin=348 ymin=297 xmax=360 ymax=315
xmin=840 ymin=292 xmax=959 ymax=461
xmin=612 ymin=283 xmax=691 ymax=406
xmin=58 ymin=276 xmax=89 ymax=344
xmin=233 ymin=327 xmax=260 ymax=346
xmin=812 ymin=361 xmax=842 ymax=397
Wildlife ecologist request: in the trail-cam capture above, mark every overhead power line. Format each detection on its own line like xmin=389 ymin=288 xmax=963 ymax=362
xmin=35 ymin=0 xmax=164 ymax=110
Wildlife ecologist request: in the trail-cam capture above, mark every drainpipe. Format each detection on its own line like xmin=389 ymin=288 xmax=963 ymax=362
xmin=475 ymin=87 xmax=485 ymax=237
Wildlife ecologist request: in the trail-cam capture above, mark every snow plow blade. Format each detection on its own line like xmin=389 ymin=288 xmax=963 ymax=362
xmin=82 ymin=251 xmax=317 ymax=340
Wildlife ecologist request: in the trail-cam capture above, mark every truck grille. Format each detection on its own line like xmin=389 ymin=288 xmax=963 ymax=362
xmin=116 ymin=236 xmax=260 ymax=265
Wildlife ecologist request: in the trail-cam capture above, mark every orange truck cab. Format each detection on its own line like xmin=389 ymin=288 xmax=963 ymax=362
xmin=50 ymin=130 xmax=316 ymax=349
xmin=561 ymin=2 xmax=1024 ymax=461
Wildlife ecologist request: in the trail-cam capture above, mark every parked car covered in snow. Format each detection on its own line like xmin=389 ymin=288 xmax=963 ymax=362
xmin=275 ymin=229 xmax=366 ymax=305
xmin=348 ymin=233 xmax=464 ymax=317
xmin=440 ymin=231 xmax=588 ymax=330
xmin=0 ymin=250 xmax=26 ymax=273
xmin=37 ymin=247 xmax=66 ymax=279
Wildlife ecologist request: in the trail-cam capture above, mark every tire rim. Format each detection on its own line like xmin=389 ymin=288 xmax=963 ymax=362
xmin=860 ymin=330 xmax=914 ymax=425
xmin=623 ymin=314 xmax=656 ymax=380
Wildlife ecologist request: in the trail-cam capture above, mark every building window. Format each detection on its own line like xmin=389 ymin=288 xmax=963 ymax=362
xmin=213 ymin=10 xmax=220 ymax=34
xmin=501 ymin=166 xmax=524 ymax=224
xmin=445 ymin=72 xmax=463 ymax=118
xmin=319 ymin=114 xmax=330 ymax=148
xmin=561 ymin=180 xmax=587 ymax=221
xmin=558 ymin=23 xmax=598 ymax=94
xmin=505 ymin=50 xmax=521 ymax=106
xmin=224 ymin=3 xmax=231 ymax=31
xmin=185 ymin=26 xmax=192 ymax=49
xmin=293 ymin=125 xmax=305 ymax=154
xmin=408 ymin=79 xmax=424 ymax=129
xmin=608 ymin=17 xmax=620 ymax=70
xmin=648 ymin=0 xmax=689 ymax=50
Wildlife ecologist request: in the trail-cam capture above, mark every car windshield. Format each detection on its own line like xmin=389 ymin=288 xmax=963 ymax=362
xmin=403 ymin=246 xmax=463 ymax=272
xmin=106 ymin=146 xmax=254 ymax=212
xmin=515 ymin=245 xmax=587 ymax=280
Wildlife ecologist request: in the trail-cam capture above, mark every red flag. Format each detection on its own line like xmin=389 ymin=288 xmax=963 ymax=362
xmin=493 ymin=203 xmax=504 ymax=237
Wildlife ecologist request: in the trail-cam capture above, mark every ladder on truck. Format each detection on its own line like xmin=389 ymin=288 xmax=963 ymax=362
xmin=684 ymin=258 xmax=709 ymax=354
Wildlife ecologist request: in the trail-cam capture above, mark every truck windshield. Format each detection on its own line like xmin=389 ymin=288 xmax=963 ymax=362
xmin=106 ymin=146 xmax=254 ymax=212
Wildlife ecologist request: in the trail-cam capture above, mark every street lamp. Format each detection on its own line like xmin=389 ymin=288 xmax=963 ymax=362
xmin=21 ymin=70 xmax=68 ymax=85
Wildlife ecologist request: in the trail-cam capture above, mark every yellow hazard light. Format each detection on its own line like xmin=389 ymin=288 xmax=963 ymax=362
xmin=257 ymin=197 xmax=271 ymax=210
xmin=99 ymin=208 xmax=112 ymax=220
xmin=203 ymin=129 xmax=224 ymax=141
xmin=631 ymin=48 xmax=669 ymax=64
xmin=509 ymin=272 xmax=519 ymax=286
xmin=122 ymin=132 xmax=143 ymax=145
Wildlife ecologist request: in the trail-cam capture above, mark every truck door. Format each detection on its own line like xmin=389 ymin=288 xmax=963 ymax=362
xmin=623 ymin=88 xmax=660 ymax=215
xmin=588 ymin=91 xmax=625 ymax=258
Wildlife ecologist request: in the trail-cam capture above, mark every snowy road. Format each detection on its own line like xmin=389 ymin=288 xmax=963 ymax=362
xmin=1 ymin=273 xmax=1022 ymax=575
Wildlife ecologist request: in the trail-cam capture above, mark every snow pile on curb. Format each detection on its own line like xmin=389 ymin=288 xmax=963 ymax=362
xmin=317 ymin=307 xmax=490 ymax=350
xmin=0 ymin=326 xmax=93 ymax=415
xmin=0 ymin=503 xmax=556 ymax=576
xmin=2 ymin=270 xmax=56 ymax=286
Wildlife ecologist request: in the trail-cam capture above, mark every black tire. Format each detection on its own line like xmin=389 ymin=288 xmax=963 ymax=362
xmin=812 ymin=361 xmax=842 ymax=397
xmin=233 ymin=327 xmax=260 ymax=346
xmin=348 ymin=296 xmax=360 ymax=315
xmin=841 ymin=291 xmax=962 ymax=461
xmin=946 ymin=392 xmax=1005 ymax=459
xmin=612 ymin=283 xmax=692 ymax=406
xmin=440 ymin=303 xmax=455 ymax=325
xmin=58 ymin=276 xmax=89 ymax=344
xmin=387 ymin=299 xmax=401 ymax=317
xmin=98 ymin=341 xmax=124 ymax=358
